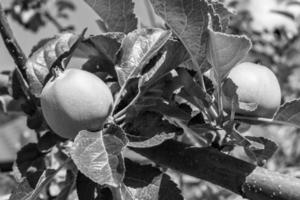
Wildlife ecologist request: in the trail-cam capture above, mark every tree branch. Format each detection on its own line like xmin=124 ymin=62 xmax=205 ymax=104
xmin=0 ymin=3 xmax=27 ymax=80
xmin=131 ymin=140 xmax=300 ymax=200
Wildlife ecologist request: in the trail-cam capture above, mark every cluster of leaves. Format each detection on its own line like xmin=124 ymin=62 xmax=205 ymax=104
xmin=5 ymin=0 xmax=75 ymax=32
xmin=2 ymin=0 xmax=300 ymax=200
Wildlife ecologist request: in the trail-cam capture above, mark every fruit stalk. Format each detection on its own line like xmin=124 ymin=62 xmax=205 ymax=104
xmin=131 ymin=140 xmax=300 ymax=200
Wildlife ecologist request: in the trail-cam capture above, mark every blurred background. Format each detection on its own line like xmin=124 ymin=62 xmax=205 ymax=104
xmin=1 ymin=0 xmax=300 ymax=199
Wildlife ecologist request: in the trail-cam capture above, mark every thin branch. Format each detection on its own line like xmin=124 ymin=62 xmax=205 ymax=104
xmin=0 ymin=3 xmax=27 ymax=79
xmin=131 ymin=140 xmax=300 ymax=200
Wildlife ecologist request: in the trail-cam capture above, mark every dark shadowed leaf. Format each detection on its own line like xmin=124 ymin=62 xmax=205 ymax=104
xmin=75 ymin=32 xmax=125 ymax=62
xmin=208 ymin=30 xmax=252 ymax=80
xmin=84 ymin=0 xmax=137 ymax=33
xmin=244 ymin=136 xmax=278 ymax=164
xmin=274 ymin=99 xmax=300 ymax=128
xmin=26 ymin=32 xmax=81 ymax=96
xmin=124 ymin=159 xmax=161 ymax=188
xmin=139 ymin=40 xmax=189 ymax=89
xmin=16 ymin=143 xmax=46 ymax=188
xmin=149 ymin=0 xmax=210 ymax=71
xmin=124 ymin=111 xmax=182 ymax=148
xmin=71 ymin=125 xmax=128 ymax=187
xmin=115 ymin=28 xmax=172 ymax=87
xmin=126 ymin=173 xmax=183 ymax=200
xmin=37 ymin=131 xmax=65 ymax=153
xmin=76 ymin=171 xmax=97 ymax=200
xmin=75 ymin=33 xmax=124 ymax=78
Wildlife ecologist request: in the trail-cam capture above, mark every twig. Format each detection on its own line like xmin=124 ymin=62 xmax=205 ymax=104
xmin=131 ymin=140 xmax=300 ymax=200
xmin=44 ymin=11 xmax=65 ymax=32
xmin=0 ymin=3 xmax=27 ymax=79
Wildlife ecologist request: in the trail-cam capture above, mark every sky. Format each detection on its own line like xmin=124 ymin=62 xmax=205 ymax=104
xmin=0 ymin=0 xmax=153 ymax=71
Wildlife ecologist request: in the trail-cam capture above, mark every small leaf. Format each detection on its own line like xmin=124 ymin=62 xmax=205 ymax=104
xmin=26 ymin=32 xmax=81 ymax=96
xmin=37 ymin=131 xmax=65 ymax=153
xmin=127 ymin=173 xmax=183 ymax=200
xmin=150 ymin=0 xmax=210 ymax=71
xmin=208 ymin=30 xmax=252 ymax=80
xmin=16 ymin=143 xmax=46 ymax=188
xmin=274 ymin=99 xmax=300 ymax=127
xmin=71 ymin=126 xmax=128 ymax=187
xmin=84 ymin=0 xmax=137 ymax=33
xmin=124 ymin=159 xmax=161 ymax=188
xmin=244 ymin=136 xmax=278 ymax=164
xmin=208 ymin=0 xmax=233 ymax=32
xmin=116 ymin=28 xmax=172 ymax=87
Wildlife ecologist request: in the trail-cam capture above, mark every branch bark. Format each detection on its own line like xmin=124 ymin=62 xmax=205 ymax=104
xmin=0 ymin=3 xmax=27 ymax=79
xmin=131 ymin=140 xmax=300 ymax=200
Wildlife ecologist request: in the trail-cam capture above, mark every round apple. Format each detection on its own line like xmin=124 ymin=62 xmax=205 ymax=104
xmin=40 ymin=68 xmax=113 ymax=139
xmin=222 ymin=62 xmax=281 ymax=118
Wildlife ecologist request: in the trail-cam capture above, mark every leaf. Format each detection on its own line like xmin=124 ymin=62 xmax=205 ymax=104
xmin=115 ymin=28 xmax=172 ymax=87
xmin=139 ymin=40 xmax=189 ymax=89
xmin=124 ymin=159 xmax=161 ymax=188
xmin=71 ymin=125 xmax=128 ymax=187
xmin=26 ymin=32 xmax=81 ymax=96
xmin=16 ymin=143 xmax=46 ymax=188
xmin=37 ymin=131 xmax=65 ymax=153
xmin=84 ymin=0 xmax=137 ymax=33
xmin=124 ymin=111 xmax=182 ymax=148
xmin=149 ymin=0 xmax=210 ymax=71
xmin=207 ymin=29 xmax=252 ymax=80
xmin=208 ymin=0 xmax=233 ymax=32
xmin=75 ymin=32 xmax=125 ymax=62
xmin=273 ymin=99 xmax=300 ymax=127
xmin=75 ymin=33 xmax=125 ymax=78
xmin=127 ymin=174 xmax=183 ymax=200
xmin=244 ymin=136 xmax=278 ymax=165
xmin=76 ymin=171 xmax=97 ymax=200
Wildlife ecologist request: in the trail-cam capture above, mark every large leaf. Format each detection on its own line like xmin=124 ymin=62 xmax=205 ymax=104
xmin=115 ymin=28 xmax=172 ymax=87
xmin=74 ymin=32 xmax=125 ymax=78
xmin=75 ymin=32 xmax=124 ymax=62
xmin=124 ymin=111 xmax=182 ymax=148
xmin=26 ymin=32 xmax=81 ymax=96
xmin=274 ymin=99 xmax=300 ymax=128
xmin=208 ymin=30 xmax=252 ymax=80
xmin=84 ymin=0 xmax=137 ymax=33
xmin=149 ymin=0 xmax=210 ymax=71
xmin=124 ymin=159 xmax=161 ymax=188
xmin=71 ymin=125 xmax=128 ymax=187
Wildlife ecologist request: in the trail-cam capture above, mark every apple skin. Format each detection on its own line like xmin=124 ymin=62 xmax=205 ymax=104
xmin=222 ymin=62 xmax=281 ymax=118
xmin=40 ymin=69 xmax=113 ymax=139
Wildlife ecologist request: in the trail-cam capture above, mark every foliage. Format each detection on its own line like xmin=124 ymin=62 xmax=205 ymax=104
xmin=1 ymin=0 xmax=300 ymax=200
